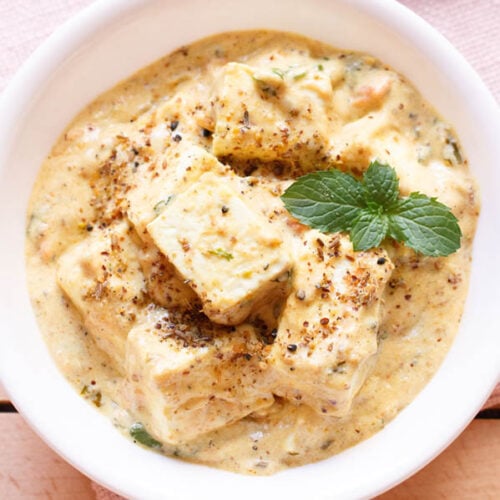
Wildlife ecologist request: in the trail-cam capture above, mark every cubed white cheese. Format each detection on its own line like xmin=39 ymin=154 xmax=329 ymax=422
xmin=126 ymin=142 xmax=231 ymax=238
xmin=212 ymin=62 xmax=335 ymax=169
xmin=125 ymin=308 xmax=274 ymax=444
xmin=268 ymin=231 xmax=393 ymax=416
xmin=56 ymin=221 xmax=145 ymax=369
xmin=147 ymin=172 xmax=292 ymax=325
xmin=137 ymin=241 xmax=200 ymax=311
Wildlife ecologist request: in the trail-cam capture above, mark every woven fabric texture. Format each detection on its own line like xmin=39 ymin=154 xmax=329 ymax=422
xmin=0 ymin=0 xmax=498 ymax=101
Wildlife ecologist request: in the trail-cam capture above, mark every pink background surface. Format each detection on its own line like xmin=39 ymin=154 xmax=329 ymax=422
xmin=0 ymin=1 xmax=498 ymax=498
xmin=0 ymin=0 xmax=499 ymax=102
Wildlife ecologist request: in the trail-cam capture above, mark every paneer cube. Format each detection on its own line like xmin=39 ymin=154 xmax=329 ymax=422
xmin=56 ymin=221 xmax=145 ymax=369
xmin=268 ymin=231 xmax=393 ymax=416
xmin=125 ymin=309 xmax=274 ymax=444
xmin=147 ymin=172 xmax=292 ymax=325
xmin=126 ymin=142 xmax=231 ymax=238
xmin=137 ymin=241 xmax=200 ymax=311
xmin=212 ymin=62 xmax=335 ymax=168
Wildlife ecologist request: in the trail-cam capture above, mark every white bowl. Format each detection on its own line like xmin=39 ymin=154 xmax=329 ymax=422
xmin=1 ymin=0 xmax=499 ymax=498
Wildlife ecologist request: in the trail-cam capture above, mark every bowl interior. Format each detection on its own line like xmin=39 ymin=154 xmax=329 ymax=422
xmin=0 ymin=0 xmax=499 ymax=498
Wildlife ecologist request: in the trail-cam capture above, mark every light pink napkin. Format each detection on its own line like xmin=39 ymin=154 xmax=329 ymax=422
xmin=401 ymin=0 xmax=500 ymax=102
xmin=0 ymin=1 xmax=498 ymax=499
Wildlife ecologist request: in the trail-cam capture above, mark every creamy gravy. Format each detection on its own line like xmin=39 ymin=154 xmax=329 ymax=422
xmin=26 ymin=31 xmax=478 ymax=475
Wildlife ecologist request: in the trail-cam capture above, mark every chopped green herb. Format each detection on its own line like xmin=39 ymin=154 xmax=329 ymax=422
xmin=130 ymin=422 xmax=162 ymax=449
xmin=281 ymin=161 xmax=461 ymax=256
xmin=153 ymin=195 xmax=173 ymax=214
xmin=293 ymin=71 xmax=307 ymax=80
xmin=446 ymin=136 xmax=463 ymax=164
xmin=317 ymin=64 xmax=324 ymax=71
xmin=207 ymin=248 xmax=234 ymax=261
xmin=80 ymin=385 xmax=102 ymax=407
xmin=271 ymin=67 xmax=286 ymax=79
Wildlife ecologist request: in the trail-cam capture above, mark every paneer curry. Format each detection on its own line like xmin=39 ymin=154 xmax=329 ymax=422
xmin=25 ymin=31 xmax=479 ymax=474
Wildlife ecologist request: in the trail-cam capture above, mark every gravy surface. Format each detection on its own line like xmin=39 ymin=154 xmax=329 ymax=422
xmin=26 ymin=31 xmax=478 ymax=474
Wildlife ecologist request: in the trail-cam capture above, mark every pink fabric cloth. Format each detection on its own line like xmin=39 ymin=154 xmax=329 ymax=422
xmin=0 ymin=1 xmax=498 ymax=499
xmin=400 ymin=0 xmax=500 ymax=102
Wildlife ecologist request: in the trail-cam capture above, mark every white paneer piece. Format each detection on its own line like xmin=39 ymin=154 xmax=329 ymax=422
xmin=125 ymin=309 xmax=274 ymax=444
xmin=212 ymin=62 xmax=336 ymax=168
xmin=147 ymin=171 xmax=292 ymax=325
xmin=137 ymin=241 xmax=200 ymax=311
xmin=268 ymin=231 xmax=393 ymax=416
xmin=56 ymin=221 xmax=145 ymax=369
xmin=126 ymin=142 xmax=231 ymax=238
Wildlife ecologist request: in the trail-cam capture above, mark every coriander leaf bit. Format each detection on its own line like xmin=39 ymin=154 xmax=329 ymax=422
xmin=129 ymin=422 xmax=162 ymax=449
xmin=281 ymin=161 xmax=462 ymax=256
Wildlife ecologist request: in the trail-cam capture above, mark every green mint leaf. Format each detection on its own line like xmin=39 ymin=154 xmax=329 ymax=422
xmin=130 ymin=422 xmax=162 ymax=449
xmin=281 ymin=170 xmax=366 ymax=233
xmin=363 ymin=161 xmax=399 ymax=208
xmin=388 ymin=193 xmax=462 ymax=256
xmin=351 ymin=210 xmax=388 ymax=251
xmin=281 ymin=163 xmax=461 ymax=257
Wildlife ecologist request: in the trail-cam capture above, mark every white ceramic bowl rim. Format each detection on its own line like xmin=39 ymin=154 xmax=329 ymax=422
xmin=1 ymin=1 xmax=499 ymax=499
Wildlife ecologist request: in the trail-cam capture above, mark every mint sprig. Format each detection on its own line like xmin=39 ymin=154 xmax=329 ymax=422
xmin=281 ymin=161 xmax=462 ymax=256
